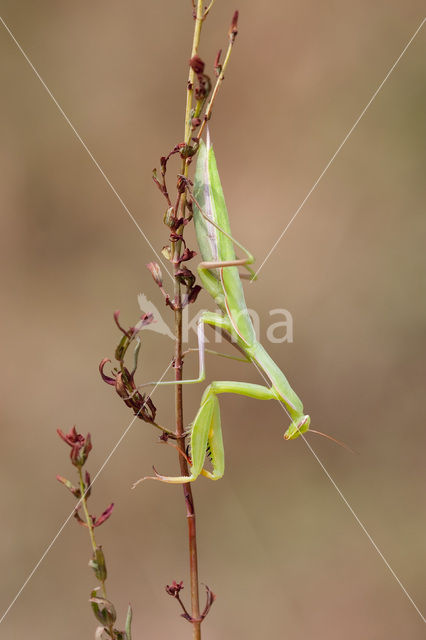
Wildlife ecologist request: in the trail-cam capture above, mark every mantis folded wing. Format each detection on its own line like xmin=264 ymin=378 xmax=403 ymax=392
xmin=137 ymin=132 xmax=310 ymax=485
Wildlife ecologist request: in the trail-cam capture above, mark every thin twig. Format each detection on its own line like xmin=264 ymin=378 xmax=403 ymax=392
xmin=197 ymin=11 xmax=238 ymax=140
xmin=77 ymin=469 xmax=115 ymax=638
xmin=203 ymin=0 xmax=217 ymax=19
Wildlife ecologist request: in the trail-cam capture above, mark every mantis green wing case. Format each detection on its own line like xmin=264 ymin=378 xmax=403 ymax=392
xmin=193 ymin=130 xmax=235 ymax=267
xmin=193 ymin=132 xmax=257 ymax=346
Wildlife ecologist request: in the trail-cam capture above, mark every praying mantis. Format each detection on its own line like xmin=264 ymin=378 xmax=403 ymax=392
xmin=138 ymin=131 xmax=312 ymax=484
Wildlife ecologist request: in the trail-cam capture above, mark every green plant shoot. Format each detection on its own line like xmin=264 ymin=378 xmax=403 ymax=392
xmin=137 ymin=132 xmax=311 ymax=485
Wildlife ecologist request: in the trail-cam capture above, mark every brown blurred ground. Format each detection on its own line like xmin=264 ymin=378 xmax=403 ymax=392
xmin=0 ymin=1 xmax=425 ymax=638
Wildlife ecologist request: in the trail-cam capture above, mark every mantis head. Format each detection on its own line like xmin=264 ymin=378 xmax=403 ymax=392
xmin=283 ymin=415 xmax=311 ymax=440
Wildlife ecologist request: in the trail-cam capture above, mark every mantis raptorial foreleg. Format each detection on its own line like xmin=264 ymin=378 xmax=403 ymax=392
xmin=134 ymin=308 xmax=275 ymax=484
xmin=137 ymin=377 xmax=278 ymax=484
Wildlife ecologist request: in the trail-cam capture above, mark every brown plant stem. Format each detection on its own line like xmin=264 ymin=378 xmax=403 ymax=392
xmin=171 ymin=5 xmax=237 ymax=636
xmin=173 ymin=2 xmax=205 ymax=638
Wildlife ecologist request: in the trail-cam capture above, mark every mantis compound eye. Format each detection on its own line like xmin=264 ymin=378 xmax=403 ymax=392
xmin=283 ymin=415 xmax=311 ymax=440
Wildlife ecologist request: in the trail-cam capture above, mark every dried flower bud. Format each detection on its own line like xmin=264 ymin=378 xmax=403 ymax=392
xmin=57 ymin=426 xmax=92 ymax=468
xmin=90 ymin=592 xmax=117 ymax=627
xmin=89 ymin=546 xmax=108 ymax=582
xmin=146 ymin=261 xmax=163 ymax=287
xmin=214 ymin=49 xmax=222 ymax=77
xmin=85 ymin=470 xmax=92 ymax=499
xmin=133 ymin=313 xmax=154 ymax=332
xmin=56 ymin=475 xmax=81 ymax=498
xmin=93 ymin=503 xmax=114 ymax=528
xmin=179 ymin=143 xmax=198 ymax=160
xmin=161 ymin=245 xmax=172 ymax=261
xmin=74 ymin=508 xmax=87 ymax=527
xmin=175 ymin=266 xmax=196 ymax=289
xmin=187 ymin=284 xmax=202 ymax=305
xmin=189 ymin=55 xmax=205 ymax=75
xmin=74 ymin=503 xmax=114 ymax=529
xmin=165 ymin=580 xmax=184 ymax=597
xmin=113 ymin=310 xmax=129 ymax=336
xmin=140 ymin=395 xmax=157 ymax=423
xmin=81 ymin=433 xmax=92 ymax=465
xmin=100 ymin=358 xmax=158 ymax=424
xmin=163 ymin=207 xmax=175 ymax=228
xmin=201 ymin=584 xmax=216 ymax=620
xmin=178 ymin=248 xmax=197 ymax=263
xmin=99 ymin=358 xmax=115 ymax=385
xmin=229 ymin=10 xmax=239 ymax=42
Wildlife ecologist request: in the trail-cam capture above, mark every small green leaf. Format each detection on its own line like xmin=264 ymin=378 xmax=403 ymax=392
xmin=125 ymin=604 xmax=133 ymax=640
xmin=90 ymin=592 xmax=116 ymax=627
xmin=163 ymin=207 xmax=175 ymax=228
xmin=161 ymin=245 xmax=172 ymax=261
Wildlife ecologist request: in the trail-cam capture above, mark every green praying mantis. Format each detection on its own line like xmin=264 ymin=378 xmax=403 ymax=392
xmin=137 ymin=131 xmax=313 ymax=485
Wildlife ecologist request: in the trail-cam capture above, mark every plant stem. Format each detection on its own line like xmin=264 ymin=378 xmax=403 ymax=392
xmin=184 ymin=2 xmax=204 ymax=145
xmin=77 ymin=468 xmax=108 ymax=599
xmin=174 ymin=3 xmax=205 ymax=638
xmin=77 ymin=469 xmax=115 ymax=639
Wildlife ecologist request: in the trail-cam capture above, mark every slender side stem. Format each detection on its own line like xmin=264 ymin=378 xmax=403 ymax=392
xmin=174 ymin=2 xmax=204 ymax=638
xmin=197 ymin=32 xmax=236 ymax=141
xmin=203 ymin=1 xmax=217 ymax=20
xmin=77 ymin=469 xmax=114 ymax=637
xmin=78 ymin=469 xmax=105 ymax=593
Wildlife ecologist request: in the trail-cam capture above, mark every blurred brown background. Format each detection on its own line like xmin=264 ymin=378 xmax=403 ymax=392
xmin=1 ymin=1 xmax=425 ymax=638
